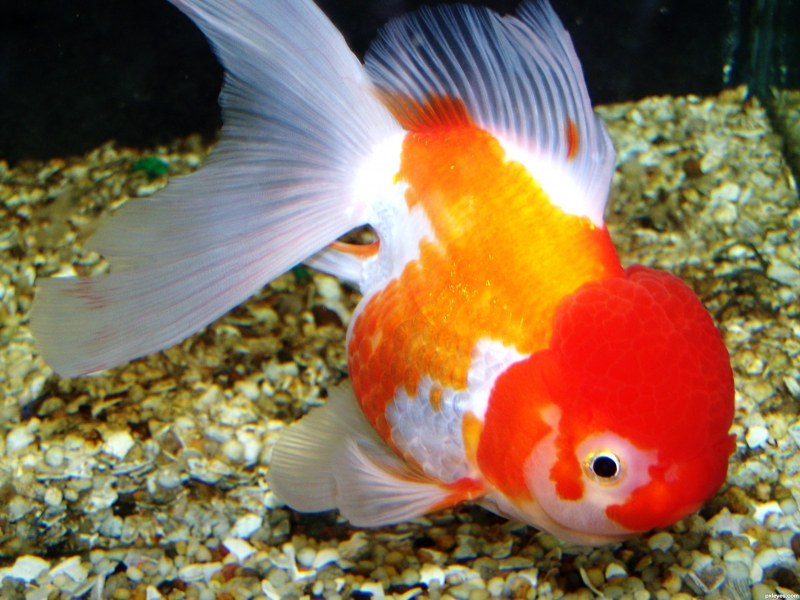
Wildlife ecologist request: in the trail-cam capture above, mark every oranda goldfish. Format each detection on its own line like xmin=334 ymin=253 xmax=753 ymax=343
xmin=30 ymin=0 xmax=736 ymax=545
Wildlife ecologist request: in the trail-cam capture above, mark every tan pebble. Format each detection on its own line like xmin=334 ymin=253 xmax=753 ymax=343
xmin=384 ymin=550 xmax=405 ymax=566
xmin=648 ymin=532 xmax=674 ymax=552
xmin=486 ymin=576 xmax=504 ymax=597
xmin=602 ymin=585 xmax=624 ymax=600
xmin=670 ymin=594 xmax=694 ymax=600
xmin=399 ymin=568 xmax=420 ymax=586
xmin=641 ymin=566 xmax=660 ymax=584
xmin=586 ymin=568 xmax=604 ymax=589
xmin=633 ymin=590 xmax=650 ymax=600
xmin=661 ymin=570 xmax=682 ymax=595
xmin=113 ymin=588 xmax=132 ymax=600
xmin=195 ymin=546 xmax=212 ymax=563
xmin=634 ymin=556 xmax=652 ymax=572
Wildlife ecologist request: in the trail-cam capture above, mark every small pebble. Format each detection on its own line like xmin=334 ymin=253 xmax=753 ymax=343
xmin=44 ymin=486 xmax=63 ymax=507
xmin=103 ymin=430 xmax=135 ymax=460
xmin=44 ymin=444 xmax=65 ymax=468
xmin=745 ymin=425 xmax=770 ymax=449
xmin=230 ymin=514 xmax=262 ymax=539
xmin=647 ymin=532 xmax=674 ymax=553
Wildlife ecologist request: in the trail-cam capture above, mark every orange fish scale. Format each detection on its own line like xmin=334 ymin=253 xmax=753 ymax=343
xmin=349 ymin=125 xmax=622 ymax=444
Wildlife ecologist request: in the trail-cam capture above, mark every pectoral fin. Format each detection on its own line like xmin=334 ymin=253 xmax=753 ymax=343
xmin=269 ymin=383 xmax=484 ymax=526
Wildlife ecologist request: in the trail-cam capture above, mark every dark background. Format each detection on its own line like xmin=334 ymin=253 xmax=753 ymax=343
xmin=0 ymin=0 xmax=793 ymax=166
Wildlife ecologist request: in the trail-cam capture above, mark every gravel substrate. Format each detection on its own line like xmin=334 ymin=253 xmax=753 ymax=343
xmin=1 ymin=84 xmax=799 ymax=600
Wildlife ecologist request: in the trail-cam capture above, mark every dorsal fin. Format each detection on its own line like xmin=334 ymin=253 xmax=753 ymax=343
xmin=365 ymin=0 xmax=615 ymax=226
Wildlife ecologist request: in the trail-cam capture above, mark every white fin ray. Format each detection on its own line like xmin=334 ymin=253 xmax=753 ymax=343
xmin=30 ymin=0 xmax=401 ymax=377
xmin=335 ymin=438 xmax=454 ymax=527
xmin=269 ymin=384 xmax=454 ymax=526
xmin=364 ymin=0 xmax=615 ymax=225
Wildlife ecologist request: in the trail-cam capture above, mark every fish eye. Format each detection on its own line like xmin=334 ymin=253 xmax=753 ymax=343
xmin=586 ymin=452 xmax=621 ymax=482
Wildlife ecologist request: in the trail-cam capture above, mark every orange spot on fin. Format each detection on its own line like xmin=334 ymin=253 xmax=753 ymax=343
xmin=429 ymin=476 xmax=486 ymax=513
xmin=330 ymin=240 xmax=380 ymax=258
xmin=566 ymin=118 xmax=579 ymax=161
xmin=379 ymin=92 xmax=473 ymax=132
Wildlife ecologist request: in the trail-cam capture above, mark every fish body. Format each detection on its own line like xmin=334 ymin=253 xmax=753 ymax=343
xmin=30 ymin=0 xmax=735 ymax=545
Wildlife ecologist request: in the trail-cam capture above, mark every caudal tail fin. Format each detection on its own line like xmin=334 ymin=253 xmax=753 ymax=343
xmin=30 ymin=0 xmax=400 ymax=377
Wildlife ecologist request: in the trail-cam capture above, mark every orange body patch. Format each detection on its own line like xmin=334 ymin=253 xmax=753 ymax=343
xmin=348 ymin=123 xmax=622 ymax=445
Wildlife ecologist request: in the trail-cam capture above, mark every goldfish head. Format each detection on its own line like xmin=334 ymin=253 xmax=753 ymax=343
xmin=481 ymin=266 xmax=735 ymax=545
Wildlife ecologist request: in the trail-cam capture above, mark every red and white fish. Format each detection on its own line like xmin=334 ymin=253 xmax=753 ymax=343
xmin=30 ymin=0 xmax=736 ymax=545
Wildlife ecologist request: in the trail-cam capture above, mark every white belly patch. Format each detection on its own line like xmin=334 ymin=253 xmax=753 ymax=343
xmin=385 ymin=376 xmax=470 ymax=484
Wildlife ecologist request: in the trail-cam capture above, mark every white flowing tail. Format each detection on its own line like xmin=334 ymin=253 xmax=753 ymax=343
xmin=30 ymin=0 xmax=400 ymax=377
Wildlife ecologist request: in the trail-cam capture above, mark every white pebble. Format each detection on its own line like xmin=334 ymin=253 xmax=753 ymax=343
xmin=605 ymin=563 xmax=627 ymax=579
xmin=103 ymin=430 xmax=135 ymax=460
xmin=146 ymin=586 xmax=163 ymax=600
xmin=314 ymin=274 xmax=342 ymax=300
xmin=710 ymin=181 xmax=741 ymax=204
xmin=338 ymin=532 xmax=369 ymax=560
xmin=767 ymin=260 xmax=800 ymax=286
xmin=753 ymin=501 xmax=783 ymax=524
xmin=6 ymin=419 xmax=40 ymax=453
xmin=156 ymin=468 xmax=183 ymax=490
xmin=177 ymin=562 xmax=222 ymax=583
xmin=48 ymin=556 xmax=88 ymax=584
xmin=788 ymin=421 xmax=800 ymax=448
xmin=221 ymin=439 xmax=245 ymax=463
xmin=197 ymin=385 xmax=223 ymax=408
xmin=750 ymin=562 xmax=764 ymax=584
xmin=44 ymin=445 xmax=65 ymax=468
xmin=44 ymin=486 xmax=63 ymax=507
xmin=234 ymin=380 xmax=261 ymax=401
xmin=8 ymin=496 xmax=35 ymax=520
xmin=647 ymin=532 xmax=674 ymax=552
xmin=724 ymin=548 xmax=754 ymax=568
xmin=312 ymin=547 xmax=340 ymax=569
xmin=0 ymin=555 xmax=50 ymax=583
xmin=261 ymin=580 xmax=282 ymax=600
xmin=487 ymin=576 xmax=505 ymax=597
xmin=296 ymin=547 xmax=316 ymax=568
xmin=230 ymin=514 xmax=262 ymax=539
xmin=223 ymin=538 xmax=256 ymax=563
xmin=707 ymin=507 xmax=742 ymax=536
xmin=420 ymin=563 xmax=445 ymax=587
xmin=745 ymin=425 xmax=770 ymax=449
xmin=360 ymin=582 xmax=385 ymax=600
xmin=755 ymin=547 xmax=795 ymax=570
xmin=713 ymin=202 xmax=738 ymax=225
xmin=780 ymin=498 xmax=798 ymax=516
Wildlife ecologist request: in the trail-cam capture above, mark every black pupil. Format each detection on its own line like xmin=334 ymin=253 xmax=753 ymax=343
xmin=592 ymin=455 xmax=618 ymax=478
